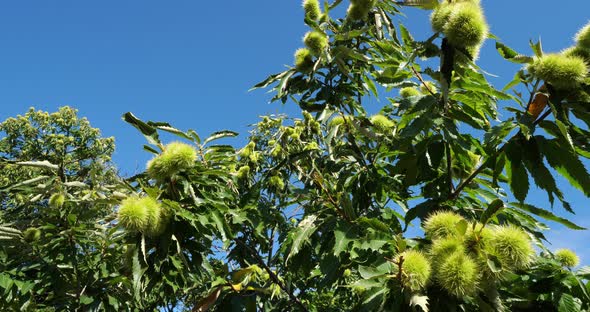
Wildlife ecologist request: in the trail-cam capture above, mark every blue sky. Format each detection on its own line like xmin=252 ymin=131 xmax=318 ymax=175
xmin=0 ymin=1 xmax=588 ymax=263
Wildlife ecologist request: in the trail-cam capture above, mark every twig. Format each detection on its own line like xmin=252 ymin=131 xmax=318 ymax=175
xmin=234 ymin=239 xmax=309 ymax=312
xmin=410 ymin=66 xmax=437 ymax=98
xmin=445 ymin=140 xmax=455 ymax=193
xmin=450 ymin=104 xmax=553 ymax=199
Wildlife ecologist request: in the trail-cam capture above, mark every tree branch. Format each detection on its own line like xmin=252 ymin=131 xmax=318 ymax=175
xmin=449 ymin=105 xmax=553 ymax=199
xmin=445 ymin=139 xmax=455 ymax=193
xmin=234 ymin=238 xmax=309 ymax=312
xmin=410 ymin=66 xmax=437 ymax=98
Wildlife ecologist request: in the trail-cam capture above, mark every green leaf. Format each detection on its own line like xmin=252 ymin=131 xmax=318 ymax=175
xmin=558 ymin=293 xmax=580 ymax=312
xmin=0 ymin=273 xmax=13 ymax=290
xmin=276 ymin=70 xmax=296 ymax=99
xmin=79 ymin=295 xmax=94 ymax=305
xmin=399 ymin=0 xmax=438 ymax=10
xmin=122 ymin=112 xmax=160 ymax=146
xmin=333 ymin=223 xmax=357 ymax=256
xmin=0 ymin=225 xmax=21 ymax=237
xmin=503 ymin=70 xmax=525 ymax=91
xmin=577 ymin=266 xmax=590 ymax=278
xmin=203 ymin=130 xmax=239 ymax=145
xmin=480 ymin=199 xmax=504 ymax=225
xmin=63 ymin=181 xmax=87 ymax=188
xmin=358 ymin=262 xmax=392 ymax=280
xmin=456 ymin=220 xmax=468 ymax=236
xmin=510 ymin=203 xmax=585 ymax=230
xmin=555 ymin=119 xmax=575 ymax=150
xmin=496 ymin=42 xmax=533 ymax=64
xmin=250 ymin=71 xmax=284 ymax=90
xmin=530 ymin=39 xmax=543 ymax=58
xmin=356 ymin=217 xmax=390 ymax=234
xmin=210 ymin=211 xmax=230 ymax=241
xmin=362 ymin=75 xmax=378 ymax=97
xmin=399 ymin=23 xmax=414 ymax=47
xmin=131 ymin=249 xmax=143 ymax=301
xmin=10 ymin=161 xmax=58 ymax=171
xmin=0 ymin=175 xmax=51 ymax=191
xmin=286 ymin=214 xmax=319 ymax=263
xmin=409 ymin=294 xmax=429 ymax=312
xmin=505 ymin=142 xmax=529 ymax=202
xmin=486 ymin=254 xmax=503 ymax=273
xmin=154 ymin=124 xmax=193 ymax=141
xmin=484 ymin=120 xmax=516 ymax=151
xmin=538 ymin=137 xmax=590 ymax=197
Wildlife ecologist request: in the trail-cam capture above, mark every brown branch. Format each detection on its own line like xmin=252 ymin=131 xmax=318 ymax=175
xmin=234 ymin=239 xmax=309 ymax=312
xmin=449 ymin=105 xmax=553 ymax=199
xmin=410 ymin=66 xmax=437 ymax=98
xmin=440 ymin=38 xmax=455 ymax=114
xmin=445 ymin=140 xmax=455 ymax=193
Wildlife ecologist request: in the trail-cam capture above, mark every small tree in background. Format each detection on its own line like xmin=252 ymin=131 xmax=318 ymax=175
xmin=0 ymin=107 xmax=131 ymax=310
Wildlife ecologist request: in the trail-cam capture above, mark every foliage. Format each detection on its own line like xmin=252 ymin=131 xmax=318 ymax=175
xmin=0 ymin=107 xmax=130 ymax=310
xmin=1 ymin=1 xmax=590 ymax=311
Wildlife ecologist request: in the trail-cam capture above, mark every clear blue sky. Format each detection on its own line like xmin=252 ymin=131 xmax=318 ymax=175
xmin=0 ymin=1 xmax=588 ymax=263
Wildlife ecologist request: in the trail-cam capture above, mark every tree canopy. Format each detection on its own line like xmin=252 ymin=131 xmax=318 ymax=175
xmin=1 ymin=1 xmax=590 ymax=311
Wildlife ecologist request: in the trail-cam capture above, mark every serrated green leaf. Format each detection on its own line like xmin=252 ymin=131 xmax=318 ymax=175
xmin=122 ymin=112 xmax=160 ymax=146
xmin=286 ymin=215 xmax=319 ymax=263
xmin=510 ymin=203 xmax=585 ymax=230
xmin=505 ymin=142 xmax=529 ymax=202
xmin=558 ymin=293 xmax=580 ymax=312
xmin=480 ymin=199 xmax=504 ymax=225
xmin=409 ymin=294 xmax=429 ymax=312
xmin=13 ymin=161 xmax=58 ymax=171
xmin=538 ymin=137 xmax=590 ymax=197
xmin=79 ymin=295 xmax=94 ymax=305
xmin=334 ymin=225 xmax=356 ymax=256
xmin=496 ymin=42 xmax=533 ymax=64
xmin=203 ymin=130 xmax=239 ymax=145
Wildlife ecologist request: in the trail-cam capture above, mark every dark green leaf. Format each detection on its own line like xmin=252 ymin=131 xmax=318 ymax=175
xmin=510 ymin=202 xmax=585 ymax=230
xmin=480 ymin=199 xmax=504 ymax=225
xmin=538 ymin=137 xmax=590 ymax=197
xmin=122 ymin=112 xmax=160 ymax=145
xmin=505 ymin=141 xmax=529 ymax=202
